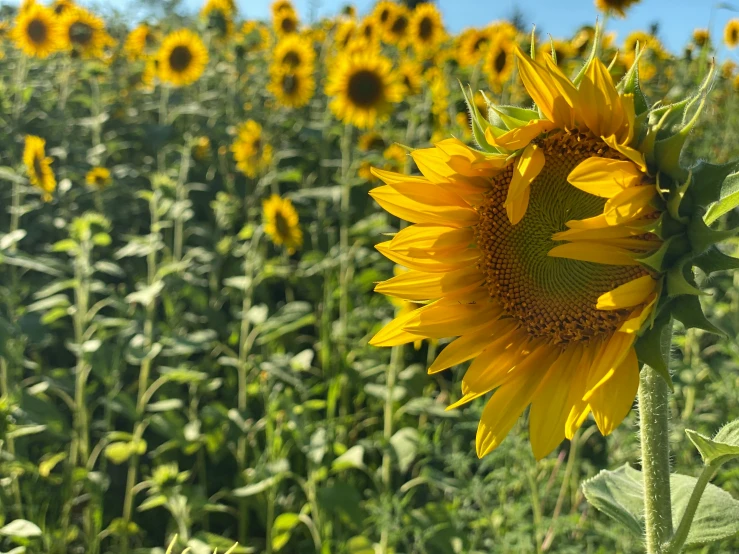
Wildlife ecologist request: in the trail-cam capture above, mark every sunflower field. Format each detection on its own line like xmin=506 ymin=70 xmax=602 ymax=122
xmin=2 ymin=0 xmax=739 ymax=552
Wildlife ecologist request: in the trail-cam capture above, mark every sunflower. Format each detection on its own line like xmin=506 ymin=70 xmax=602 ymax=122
xmin=693 ymin=28 xmax=710 ymax=48
xmin=201 ymin=0 xmax=235 ymax=39
xmin=369 ymin=45 xmax=672 ymax=460
xmin=269 ymin=69 xmax=315 ymax=108
xmin=193 ymin=136 xmax=211 ymax=161
xmin=272 ymin=35 xmax=315 ymax=72
xmin=409 ymin=3 xmax=444 ymax=56
xmin=157 ymin=29 xmax=208 ymax=87
xmin=86 ymin=167 xmax=111 ymax=189
xmin=263 ymin=195 xmax=303 ymax=254
xmin=383 ymin=143 xmax=406 ymax=170
xmin=357 ymin=16 xmax=379 ymax=45
xmin=725 ymin=19 xmax=739 ymax=48
xmin=358 ymin=131 xmax=386 ymax=152
xmin=326 ymin=53 xmax=402 ymax=129
xmin=334 ymin=19 xmax=356 ymax=50
xmin=23 ymin=135 xmax=56 ymax=201
xmin=51 ymin=0 xmax=74 ymax=16
xmin=124 ymin=24 xmax=158 ymax=60
xmin=383 ymin=5 xmax=410 ymax=46
xmin=594 ymin=0 xmax=640 ymax=17
xmin=373 ymin=1 xmax=397 ymax=31
xmin=273 ymin=9 xmax=299 ymax=37
xmin=58 ymin=7 xmax=112 ymax=59
xmin=457 ymin=28 xmax=491 ymax=67
xmin=231 ymin=120 xmax=272 ymax=178
xmin=483 ymin=35 xmax=515 ymax=90
xmin=397 ymin=59 xmax=422 ymax=95
xmin=271 ymin=0 xmax=294 ymax=16
xmin=238 ymin=21 xmax=271 ymax=53
xmin=11 ymin=4 xmax=61 ymax=58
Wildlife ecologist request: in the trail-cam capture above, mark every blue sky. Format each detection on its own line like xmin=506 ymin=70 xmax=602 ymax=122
xmin=7 ymin=0 xmax=739 ymax=58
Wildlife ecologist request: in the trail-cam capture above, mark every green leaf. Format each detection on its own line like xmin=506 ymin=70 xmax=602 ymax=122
xmin=0 ymin=519 xmax=42 ymax=538
xmin=332 ymin=445 xmax=365 ymax=472
xmin=271 ymin=513 xmax=300 ymax=551
xmin=686 ymin=420 xmax=739 ymax=468
xmin=390 ymin=427 xmax=419 ymax=473
xmin=39 ymin=452 xmax=67 ymax=477
xmin=346 ymin=536 xmax=375 ymax=554
xmin=671 ymin=295 xmax=726 ymax=336
xmin=583 ymin=465 xmax=739 ymax=546
xmin=691 ymin=159 xmax=739 ymax=208
xmin=693 ymin=246 xmax=739 ymax=275
xmin=704 ymin=172 xmax=739 ymax=225
xmin=232 ymin=476 xmax=278 ymax=497
xmin=104 ymin=440 xmax=146 ymax=464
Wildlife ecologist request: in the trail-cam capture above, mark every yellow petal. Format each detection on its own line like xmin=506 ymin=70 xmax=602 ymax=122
xmin=603 ymin=185 xmax=657 ymax=226
xmin=371 ymin=167 xmax=428 ymax=186
xmin=376 ymin=241 xmax=475 ymax=273
xmin=484 ymin=119 xmax=554 ymax=151
xmin=505 ymin=143 xmax=544 ymax=225
xmin=548 ymin=242 xmax=640 ymax=266
xmin=584 ymin=331 xmax=635 ymax=400
xmin=428 ymin=319 xmax=514 ymax=374
xmin=404 ymin=301 xmax=503 ymax=339
xmin=446 ymin=390 xmax=486 ymax=410
xmin=589 ymin=347 xmax=639 ymax=435
xmin=411 ymin=147 xmax=456 ymax=183
xmin=553 ymin=225 xmax=642 ymax=242
xmin=565 ymin=345 xmax=598 ymax=439
xmin=578 ymin=58 xmax=625 ymax=140
xmin=602 ymin=135 xmax=647 ymax=172
xmin=596 ymin=275 xmax=657 ymax=310
xmin=528 ymin=346 xmax=581 ymax=460
xmin=370 ymin=304 xmax=425 ymax=347
xmin=568 ymin=157 xmax=644 ymax=198
xmin=475 ymin=345 xmax=558 ymax=457
xmin=464 ymin=333 xmax=544 ymax=394
xmin=619 ymin=294 xmax=658 ymax=334
xmin=375 ymin=265 xmax=484 ymax=302
xmin=369 ymin=183 xmax=479 ymax=228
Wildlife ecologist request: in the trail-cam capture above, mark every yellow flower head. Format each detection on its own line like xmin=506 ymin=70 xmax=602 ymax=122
xmin=51 ymin=0 xmax=75 ymax=16
xmin=86 ymin=167 xmax=111 ymax=189
xmin=383 ymin=143 xmax=407 ymax=169
xmin=269 ymin=69 xmax=315 ymax=108
xmin=58 ymin=7 xmax=112 ymax=59
xmin=11 ymin=4 xmax=61 ymax=58
xmin=124 ymin=24 xmax=159 ymax=60
xmin=262 ymin=194 xmax=303 ymax=254
xmin=693 ymin=28 xmax=710 ymax=47
xmin=383 ymin=5 xmax=410 ymax=46
xmin=23 ymin=135 xmax=56 ymax=201
xmin=193 ymin=136 xmax=211 ymax=161
xmin=325 ymin=52 xmax=402 ymax=129
xmin=201 ymin=0 xmax=235 ymax=38
xmin=409 ymin=3 xmax=444 ymax=56
xmin=272 ymin=35 xmax=315 ymax=72
xmin=157 ymin=29 xmax=209 ymax=87
xmin=457 ymin=27 xmax=492 ymax=67
xmin=358 ymin=131 xmax=386 ymax=152
xmin=725 ymin=19 xmax=739 ymax=48
xmin=594 ymin=0 xmax=640 ymax=17
xmin=373 ymin=1 xmax=398 ymax=31
xmin=397 ymin=59 xmax=423 ymax=96
xmin=482 ymin=35 xmax=516 ymax=90
xmin=238 ymin=21 xmax=271 ymax=53
xmin=231 ymin=120 xmax=272 ymax=178
xmin=271 ymin=0 xmax=295 ymax=16
xmin=273 ymin=9 xmax=299 ymax=37
xmin=357 ymin=16 xmax=379 ymax=45
xmin=369 ymin=41 xmax=668 ymax=460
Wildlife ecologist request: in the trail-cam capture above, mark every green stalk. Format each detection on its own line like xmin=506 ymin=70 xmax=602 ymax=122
xmin=338 ymin=124 xmax=353 ymax=362
xmin=666 ymin=465 xmax=714 ymax=554
xmin=639 ymin=366 xmax=674 ymax=554
xmin=379 ymin=344 xmax=402 ymax=553
xmin=0 ymin=358 xmax=22 ymax=518
xmin=173 ymin=145 xmax=192 ymax=262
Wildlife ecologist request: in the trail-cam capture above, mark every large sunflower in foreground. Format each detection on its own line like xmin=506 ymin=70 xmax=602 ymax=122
xmin=326 ymin=53 xmax=402 ymax=129
xmin=157 ymin=29 xmax=209 ymax=87
xmin=369 ymin=39 xmax=735 ymax=459
xmin=23 ymin=135 xmax=56 ymax=201
xmin=11 ymin=4 xmax=60 ymax=58
xmin=263 ymin=194 xmax=303 ymax=254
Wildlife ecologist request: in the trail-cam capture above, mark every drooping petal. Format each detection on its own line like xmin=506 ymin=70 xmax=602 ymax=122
xmin=484 ymin=119 xmax=554 ymax=151
xmin=602 ymin=135 xmax=647 ymax=172
xmin=369 ymin=183 xmax=479 ymax=228
xmin=603 ymin=185 xmax=658 ymax=226
xmin=547 ymin=242 xmax=641 ymax=265
xmin=369 ymin=304 xmax=427 ymax=347
xmin=596 ymin=275 xmax=657 ymax=310
xmin=565 ymin=345 xmax=598 ymax=439
xmin=552 ymin=225 xmax=642 ymax=242
xmin=376 ymin=241 xmax=476 ymax=273
xmin=404 ymin=301 xmax=503 ymax=339
xmin=584 ymin=332 xmax=636 ymax=399
xmin=374 ymin=265 xmax=484 ymax=302
xmin=568 ymin=157 xmax=644 ymax=198
xmin=428 ymin=319 xmax=515 ymax=374
xmin=505 ymin=143 xmax=545 ymax=225
xmin=464 ymin=333 xmax=545 ymax=394
xmin=589 ymin=348 xmax=639 ymax=435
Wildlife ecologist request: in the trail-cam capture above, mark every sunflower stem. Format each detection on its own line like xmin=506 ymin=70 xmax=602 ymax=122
xmin=639 ymin=365 xmax=673 ymax=554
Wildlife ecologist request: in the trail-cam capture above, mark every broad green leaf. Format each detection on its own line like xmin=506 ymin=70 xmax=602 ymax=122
xmin=390 ymin=427 xmax=419 ymax=473
xmin=705 ymin=172 xmax=739 ymax=225
xmin=271 ymin=513 xmax=300 ymax=552
xmin=0 ymin=519 xmax=42 ymax=538
xmin=332 ymin=445 xmax=365 ymax=472
xmin=232 ymin=476 xmax=278 ymax=497
xmin=581 ymin=465 xmax=644 ymax=537
xmin=686 ymin=420 xmax=739 ymax=467
xmin=346 ymin=536 xmax=375 ymax=554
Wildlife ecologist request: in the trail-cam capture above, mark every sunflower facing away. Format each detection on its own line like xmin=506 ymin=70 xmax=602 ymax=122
xmin=263 ymin=195 xmax=303 ymax=254
xmin=23 ymin=135 xmax=56 ymax=201
xmin=157 ymin=29 xmax=209 ymax=87
xmin=368 ymin=39 xmax=725 ymax=459
xmin=326 ymin=53 xmax=402 ymax=129
xmin=86 ymin=167 xmax=111 ymax=189
xmin=231 ymin=120 xmax=273 ymax=178
xmin=58 ymin=7 xmax=112 ymax=59
xmin=11 ymin=3 xmax=61 ymax=58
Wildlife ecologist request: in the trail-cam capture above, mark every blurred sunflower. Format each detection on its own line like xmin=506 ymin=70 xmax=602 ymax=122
xmin=383 ymin=143 xmax=406 ymax=170
xmin=11 ymin=4 xmax=61 ymax=58
xmin=58 ymin=7 xmax=112 ymax=59
xmin=383 ymin=5 xmax=410 ymax=47
xmin=231 ymin=120 xmax=272 ymax=178
xmin=722 ymin=60 xmax=737 ymax=80
xmin=692 ymin=28 xmax=710 ymax=48
xmin=271 ymin=0 xmax=295 ymax=16
xmin=397 ymin=59 xmax=422 ymax=95
xmin=51 ymin=0 xmax=74 ymax=16
xmin=457 ymin=28 xmax=491 ymax=67
xmin=86 ymin=167 xmax=111 ymax=189
xmin=263 ymin=194 xmax=303 ymax=254
xmin=157 ymin=29 xmax=208 ymax=87
xmin=238 ymin=21 xmax=271 ymax=53
xmin=273 ymin=35 xmax=315 ymax=71
xmin=725 ymin=19 xmax=739 ymax=48
xmin=594 ymin=0 xmax=640 ymax=17
xmin=269 ymin=70 xmax=315 ymax=108
xmin=370 ymin=46 xmax=664 ymax=459
xmin=483 ymin=35 xmax=515 ymax=90
xmin=358 ymin=131 xmax=386 ymax=152
xmin=201 ymin=0 xmax=235 ymax=39
xmin=357 ymin=16 xmax=379 ymax=45
xmin=326 ymin=52 xmax=402 ymax=129
xmin=409 ymin=3 xmax=444 ymax=56
xmin=373 ymin=1 xmax=397 ymax=32
xmin=124 ymin=24 xmax=158 ymax=60
xmin=23 ymin=135 xmax=56 ymax=201
xmin=334 ymin=19 xmax=356 ymax=50
xmin=274 ymin=9 xmax=299 ymax=37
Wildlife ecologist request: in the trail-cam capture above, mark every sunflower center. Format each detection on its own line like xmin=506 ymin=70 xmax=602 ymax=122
xmin=281 ymin=16 xmax=296 ymax=33
xmin=379 ymin=9 xmax=390 ymax=23
xmin=476 ymin=131 xmax=647 ymax=345
xmin=473 ymin=36 xmax=488 ymax=52
xmin=390 ymin=15 xmax=408 ymax=36
xmin=494 ymin=49 xmax=507 ymax=73
xmin=169 ymin=45 xmax=193 ymax=72
xmin=274 ymin=210 xmax=291 ymax=239
xmin=419 ymin=17 xmax=433 ymax=40
xmin=281 ymin=74 xmax=297 ymax=94
xmin=70 ymin=21 xmax=93 ymax=46
xmin=33 ymin=154 xmax=45 ymax=180
xmin=347 ymin=69 xmax=383 ymax=108
xmin=28 ymin=19 xmax=47 ymax=44
xmin=282 ymin=50 xmax=300 ymax=67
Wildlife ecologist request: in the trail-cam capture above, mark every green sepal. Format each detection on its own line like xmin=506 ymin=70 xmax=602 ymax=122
xmin=704 ymin=171 xmax=739 ymax=226
xmin=689 ymin=159 xmax=739 ymax=208
xmin=572 ymin=21 xmax=601 ymax=86
xmin=634 ymin=312 xmax=674 ymax=390
xmin=665 ymin=259 xmax=704 ymax=297
xmin=460 ymin=84 xmax=498 ymax=154
xmin=636 ymin=235 xmax=676 ymax=272
xmin=617 ymin=43 xmax=649 ymax=116
xmin=666 ymin=171 xmax=691 ymax=224
xmin=487 ymin=104 xmax=539 ymax=131
xmin=687 ymin=214 xmax=739 ymax=256
xmin=671 ymin=294 xmax=726 ymax=336
xmin=686 ymin=420 xmax=739 ymax=468
xmin=693 ymin=246 xmax=739 ymax=275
